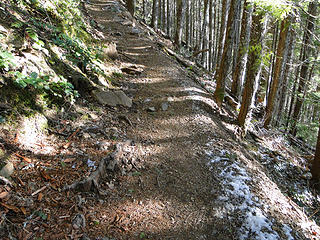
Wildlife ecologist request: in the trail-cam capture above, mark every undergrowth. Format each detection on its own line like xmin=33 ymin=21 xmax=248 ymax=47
xmin=0 ymin=0 xmax=112 ymax=119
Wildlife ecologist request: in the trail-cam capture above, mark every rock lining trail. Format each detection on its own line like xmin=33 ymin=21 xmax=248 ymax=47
xmin=81 ymin=0 xmax=320 ymax=239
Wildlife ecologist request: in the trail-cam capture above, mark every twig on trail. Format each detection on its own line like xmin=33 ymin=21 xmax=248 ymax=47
xmin=63 ymin=128 xmax=80 ymax=149
xmin=308 ymin=207 xmax=320 ymax=219
xmin=0 ymin=176 xmax=13 ymax=187
xmin=156 ymin=175 xmax=161 ymax=188
xmin=15 ymin=153 xmax=32 ymax=163
xmin=118 ymin=115 xmax=133 ymax=127
xmin=31 ymin=186 xmax=47 ymax=196
xmin=67 ymin=128 xmax=80 ymax=141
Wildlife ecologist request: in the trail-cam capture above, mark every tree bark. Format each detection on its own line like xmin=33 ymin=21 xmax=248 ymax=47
xmin=264 ymin=16 xmax=290 ymax=128
xmin=166 ymin=0 xmax=170 ymax=36
xmin=126 ymin=0 xmax=135 ymax=16
xmin=215 ymin=0 xmax=228 ymax=69
xmin=201 ymin=0 xmax=209 ymax=67
xmin=185 ymin=0 xmax=190 ymax=47
xmin=208 ymin=0 xmax=214 ymax=71
xmin=237 ymin=8 xmax=263 ymax=129
xmin=311 ymin=121 xmax=320 ymax=181
xmin=174 ymin=0 xmax=184 ymax=46
xmin=151 ymin=0 xmax=158 ymax=28
xmin=231 ymin=0 xmax=251 ymax=99
xmin=213 ymin=0 xmax=235 ymax=107
xmin=290 ymin=0 xmax=317 ymax=135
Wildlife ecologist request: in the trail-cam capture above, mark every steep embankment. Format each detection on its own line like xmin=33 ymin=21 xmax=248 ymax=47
xmin=0 ymin=0 xmax=319 ymax=239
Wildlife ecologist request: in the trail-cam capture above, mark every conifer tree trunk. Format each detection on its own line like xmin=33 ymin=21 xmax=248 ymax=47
xmin=231 ymin=0 xmax=242 ymax=73
xmin=290 ymin=0 xmax=317 ymax=135
xmin=201 ymin=0 xmax=209 ymax=67
xmin=174 ymin=0 xmax=183 ymax=46
xmin=275 ymin=30 xmax=295 ymax=126
xmin=151 ymin=0 xmax=158 ymax=28
xmin=265 ymin=24 xmax=279 ymax=105
xmin=213 ymin=0 xmax=235 ymax=107
xmin=158 ymin=0 xmax=162 ymax=29
xmin=213 ymin=0 xmax=219 ymax=70
xmin=162 ymin=0 xmax=166 ymax=31
xmin=142 ymin=0 xmax=145 ymax=21
xmin=231 ymin=0 xmax=250 ymax=99
xmin=166 ymin=0 xmax=170 ymax=36
xmin=264 ymin=16 xmax=290 ymax=128
xmin=311 ymin=121 xmax=320 ymax=181
xmin=185 ymin=0 xmax=190 ymax=47
xmin=126 ymin=0 xmax=135 ymax=16
xmin=216 ymin=0 xmax=228 ymax=68
xmin=208 ymin=0 xmax=214 ymax=71
xmin=237 ymin=8 xmax=263 ymax=128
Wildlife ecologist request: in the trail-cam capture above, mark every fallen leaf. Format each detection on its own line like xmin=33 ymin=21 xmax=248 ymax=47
xmin=63 ymin=158 xmax=75 ymax=163
xmin=15 ymin=153 xmax=32 ymax=163
xmin=0 ymin=191 xmax=9 ymax=199
xmin=63 ymin=128 xmax=80 ymax=149
xmin=63 ymin=141 xmax=72 ymax=149
xmin=20 ymin=207 xmax=27 ymax=215
xmin=38 ymin=192 xmax=43 ymax=201
xmin=40 ymin=170 xmax=51 ymax=181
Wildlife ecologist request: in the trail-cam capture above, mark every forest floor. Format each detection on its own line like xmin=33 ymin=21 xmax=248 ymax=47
xmin=1 ymin=0 xmax=320 ymax=239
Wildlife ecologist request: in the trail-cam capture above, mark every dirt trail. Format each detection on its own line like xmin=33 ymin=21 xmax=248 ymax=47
xmin=83 ymin=1 xmax=319 ymax=239
xmin=86 ymin=0 xmax=227 ymax=239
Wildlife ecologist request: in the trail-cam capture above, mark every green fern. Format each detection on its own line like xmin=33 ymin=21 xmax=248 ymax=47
xmin=25 ymin=27 xmax=39 ymax=41
xmin=11 ymin=21 xmax=24 ymax=28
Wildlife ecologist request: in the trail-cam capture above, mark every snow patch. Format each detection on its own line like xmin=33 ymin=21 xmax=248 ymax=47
xmin=205 ymin=143 xmax=291 ymax=239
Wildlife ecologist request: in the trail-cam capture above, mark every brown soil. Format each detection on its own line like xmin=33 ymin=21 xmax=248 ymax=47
xmin=86 ymin=1 xmax=220 ymax=238
xmin=1 ymin=1 xmax=320 ymax=240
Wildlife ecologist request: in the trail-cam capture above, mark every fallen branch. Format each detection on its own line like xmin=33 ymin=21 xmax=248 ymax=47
xmin=31 ymin=186 xmax=47 ymax=196
xmin=192 ymin=49 xmax=209 ymax=57
xmin=0 ymin=176 xmax=13 ymax=187
xmin=163 ymin=46 xmax=196 ymax=68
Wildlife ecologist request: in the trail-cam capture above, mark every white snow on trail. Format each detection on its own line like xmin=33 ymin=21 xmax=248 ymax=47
xmin=205 ymin=141 xmax=295 ymax=240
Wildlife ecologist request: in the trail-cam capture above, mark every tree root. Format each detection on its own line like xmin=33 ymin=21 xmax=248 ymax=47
xmin=63 ymin=142 xmax=130 ymax=194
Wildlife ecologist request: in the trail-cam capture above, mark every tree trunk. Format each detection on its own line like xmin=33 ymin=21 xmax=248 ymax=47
xmin=237 ymin=7 xmax=263 ymax=129
xmin=174 ymin=0 xmax=184 ymax=46
xmin=158 ymin=0 xmax=162 ymax=29
xmin=290 ymin=0 xmax=317 ymax=135
xmin=231 ymin=0 xmax=251 ymax=99
xmin=185 ymin=0 xmax=190 ymax=47
xmin=162 ymin=0 xmax=166 ymax=31
xmin=201 ymin=0 xmax=209 ymax=67
xmin=311 ymin=121 xmax=320 ymax=181
xmin=264 ymin=16 xmax=290 ymax=128
xmin=166 ymin=0 xmax=170 ymax=36
xmin=151 ymin=0 xmax=158 ymax=28
xmin=213 ymin=0 xmax=235 ymax=107
xmin=208 ymin=0 xmax=214 ymax=71
xmin=126 ymin=0 xmax=135 ymax=16
xmin=215 ymin=0 xmax=228 ymax=69
xmin=275 ymin=29 xmax=295 ymax=126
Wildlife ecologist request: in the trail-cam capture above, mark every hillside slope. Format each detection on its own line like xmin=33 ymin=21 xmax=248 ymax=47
xmin=0 ymin=0 xmax=319 ymax=239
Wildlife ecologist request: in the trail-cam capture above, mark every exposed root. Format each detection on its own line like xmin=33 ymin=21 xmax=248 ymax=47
xmin=63 ymin=141 xmax=131 ymax=193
